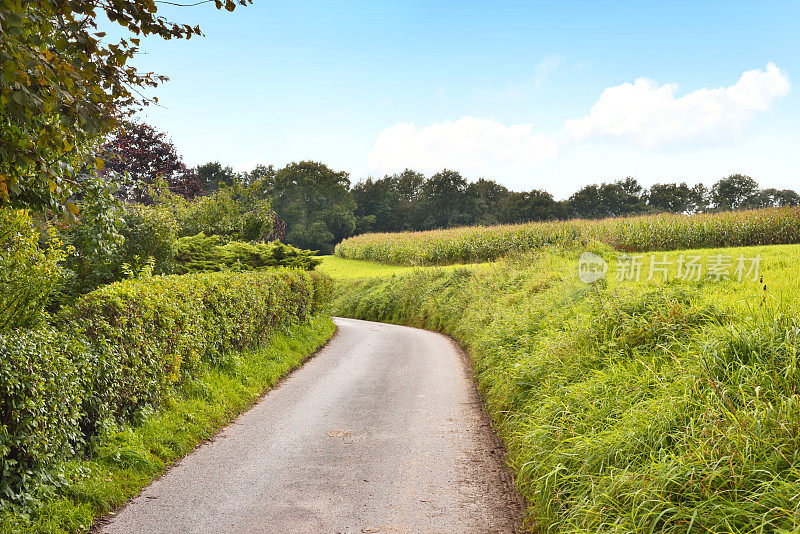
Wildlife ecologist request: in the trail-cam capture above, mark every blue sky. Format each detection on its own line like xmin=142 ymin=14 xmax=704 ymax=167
xmin=119 ymin=0 xmax=799 ymax=198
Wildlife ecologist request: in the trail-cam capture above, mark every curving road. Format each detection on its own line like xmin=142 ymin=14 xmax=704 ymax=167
xmin=97 ymin=317 xmax=522 ymax=534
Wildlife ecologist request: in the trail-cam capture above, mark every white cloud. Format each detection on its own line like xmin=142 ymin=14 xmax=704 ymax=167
xmin=503 ymin=54 xmax=563 ymax=98
xmin=563 ymin=62 xmax=790 ymax=148
xmin=366 ymin=64 xmax=790 ymax=178
xmin=366 ymin=116 xmax=558 ymax=176
xmin=533 ymin=54 xmax=563 ymax=88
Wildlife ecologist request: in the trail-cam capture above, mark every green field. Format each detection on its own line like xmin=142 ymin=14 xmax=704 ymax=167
xmin=316 ymin=254 xmax=491 ymax=279
xmin=602 ymin=243 xmax=799 ymax=307
xmin=335 ymin=207 xmax=800 ymax=266
xmin=332 ymin=241 xmax=800 ymax=532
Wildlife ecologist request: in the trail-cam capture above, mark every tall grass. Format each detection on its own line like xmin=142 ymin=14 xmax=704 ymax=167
xmin=332 ymin=245 xmax=800 ymax=532
xmin=335 ymin=207 xmax=800 ymax=265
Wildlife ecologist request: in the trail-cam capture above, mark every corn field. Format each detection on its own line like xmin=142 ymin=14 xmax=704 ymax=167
xmin=334 ymin=207 xmax=800 ymax=265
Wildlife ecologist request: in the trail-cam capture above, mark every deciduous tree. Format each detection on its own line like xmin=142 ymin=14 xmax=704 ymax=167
xmin=500 ymin=190 xmax=558 ymax=223
xmin=750 ymin=188 xmax=800 ymax=208
xmin=196 ymin=161 xmax=238 ymax=194
xmin=268 ymin=161 xmax=356 ymax=253
xmin=0 ymin=0 xmax=250 ymax=215
xmin=711 ymin=174 xmax=759 ymax=210
xmin=646 ymin=182 xmax=693 ymax=214
xmin=421 ymin=169 xmax=468 ymax=228
xmin=100 ymin=122 xmax=201 ymax=202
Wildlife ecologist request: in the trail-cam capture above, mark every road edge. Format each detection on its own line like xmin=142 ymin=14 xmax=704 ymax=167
xmin=89 ymin=317 xmax=339 ymax=533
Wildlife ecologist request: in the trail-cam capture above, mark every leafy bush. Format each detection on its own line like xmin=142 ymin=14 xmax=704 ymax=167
xmin=0 ymin=269 xmax=331 ymax=502
xmin=0 ymin=209 xmax=67 ymax=330
xmin=59 ymin=202 xmax=178 ymax=299
xmin=335 ymin=206 xmax=800 ymax=265
xmin=58 ymin=269 xmax=331 ymax=423
xmin=118 ymin=203 xmax=178 ymax=274
xmin=154 ymin=180 xmax=280 ymax=242
xmin=174 ymin=233 xmax=320 ymax=273
xmin=0 ymin=329 xmax=88 ymax=501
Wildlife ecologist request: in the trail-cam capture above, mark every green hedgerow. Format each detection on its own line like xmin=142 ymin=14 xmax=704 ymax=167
xmin=0 ymin=329 xmax=88 ymax=502
xmin=0 ymin=268 xmax=331 ymax=505
xmin=58 ymin=269 xmax=330 ymax=424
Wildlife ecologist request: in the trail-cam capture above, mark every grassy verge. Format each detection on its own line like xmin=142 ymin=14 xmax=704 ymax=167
xmin=316 ymin=254 xmax=491 ymax=279
xmin=333 ymin=244 xmax=800 ymax=532
xmin=0 ymin=315 xmax=335 ymax=534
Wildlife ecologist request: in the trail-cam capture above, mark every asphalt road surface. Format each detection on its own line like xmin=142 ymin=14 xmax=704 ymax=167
xmin=97 ymin=317 xmax=522 ymax=534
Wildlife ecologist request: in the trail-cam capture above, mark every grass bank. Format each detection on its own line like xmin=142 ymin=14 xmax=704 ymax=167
xmin=333 ymin=244 xmax=800 ymax=532
xmin=0 ymin=316 xmax=335 ymax=534
xmin=316 ymin=254 xmax=491 ymax=278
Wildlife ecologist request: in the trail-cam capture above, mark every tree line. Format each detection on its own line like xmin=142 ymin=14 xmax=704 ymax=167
xmin=100 ymin=122 xmax=800 ymax=254
xmin=3 ymin=1 xmax=796 ymax=259
xmin=349 ymin=171 xmax=799 ymax=231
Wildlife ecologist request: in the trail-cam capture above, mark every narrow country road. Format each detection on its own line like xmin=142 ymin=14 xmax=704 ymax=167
xmin=97 ymin=318 xmax=522 ymax=534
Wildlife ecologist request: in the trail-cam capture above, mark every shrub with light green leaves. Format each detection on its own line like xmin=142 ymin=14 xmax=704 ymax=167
xmin=118 ymin=203 xmax=178 ymax=274
xmin=174 ymin=233 xmax=321 ymax=273
xmin=0 ymin=268 xmax=331 ymax=503
xmin=58 ymin=201 xmax=178 ymax=299
xmin=0 ymin=209 xmax=67 ymax=331
xmin=0 ymin=329 xmax=88 ymax=501
xmin=153 ymin=180 xmax=279 ymax=242
xmin=58 ymin=269 xmax=331 ymax=423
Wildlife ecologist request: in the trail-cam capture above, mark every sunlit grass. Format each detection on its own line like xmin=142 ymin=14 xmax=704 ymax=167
xmin=332 ymin=243 xmax=800 ymax=532
xmin=600 ymin=243 xmax=800 ymax=314
xmin=316 ymin=254 xmax=491 ymax=279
